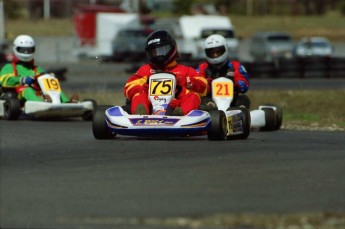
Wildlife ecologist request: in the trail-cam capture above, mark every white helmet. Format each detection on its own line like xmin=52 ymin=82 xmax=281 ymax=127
xmin=204 ymin=34 xmax=229 ymax=65
xmin=13 ymin=35 xmax=35 ymax=62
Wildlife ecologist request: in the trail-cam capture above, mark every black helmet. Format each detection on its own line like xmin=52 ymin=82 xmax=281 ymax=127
xmin=145 ymin=30 xmax=178 ymax=68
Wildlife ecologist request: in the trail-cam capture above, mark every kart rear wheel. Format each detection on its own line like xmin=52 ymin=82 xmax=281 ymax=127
xmin=82 ymin=99 xmax=97 ymax=121
xmin=92 ymin=105 xmax=116 ymax=139
xmin=274 ymin=105 xmax=283 ymax=130
xmin=259 ymin=107 xmax=276 ymax=131
xmin=4 ymin=97 xmax=21 ymax=120
xmin=207 ymin=110 xmax=227 ymax=141
xmin=234 ymin=94 xmax=251 ymax=109
xmin=227 ymin=107 xmax=251 ymax=140
xmin=263 ymin=104 xmax=283 ymax=130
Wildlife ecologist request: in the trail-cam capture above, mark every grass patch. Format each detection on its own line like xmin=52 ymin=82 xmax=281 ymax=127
xmin=5 ymin=18 xmax=74 ymax=40
xmin=247 ymin=89 xmax=345 ymax=130
xmin=72 ymin=89 xmax=345 ymax=131
xmin=287 ymin=113 xmax=320 ymax=121
xmin=231 ymin=11 xmax=345 ymax=40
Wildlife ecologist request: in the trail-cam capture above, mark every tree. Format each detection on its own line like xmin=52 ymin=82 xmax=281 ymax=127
xmin=4 ymin=0 xmax=22 ymax=19
xmin=173 ymin=0 xmax=193 ymax=15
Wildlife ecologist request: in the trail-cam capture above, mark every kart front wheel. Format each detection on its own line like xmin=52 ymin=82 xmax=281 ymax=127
xmin=234 ymin=94 xmax=251 ymax=109
xmin=82 ymin=99 xmax=98 ymax=121
xmin=207 ymin=110 xmax=227 ymax=141
xmin=92 ymin=105 xmax=116 ymax=139
xmin=4 ymin=97 xmax=21 ymax=120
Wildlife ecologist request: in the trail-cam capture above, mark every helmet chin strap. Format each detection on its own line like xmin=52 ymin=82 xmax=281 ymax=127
xmin=13 ymin=55 xmax=35 ymax=65
xmin=212 ymin=59 xmax=228 ymax=69
xmin=166 ymin=60 xmax=177 ymax=69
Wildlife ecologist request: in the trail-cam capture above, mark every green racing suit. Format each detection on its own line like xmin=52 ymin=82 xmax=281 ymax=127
xmin=0 ymin=61 xmax=70 ymax=102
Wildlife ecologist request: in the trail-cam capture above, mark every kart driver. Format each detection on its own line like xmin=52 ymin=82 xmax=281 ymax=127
xmin=0 ymin=34 xmax=78 ymax=103
xmin=124 ymin=29 xmax=208 ymax=115
xmin=196 ymin=34 xmax=250 ymax=110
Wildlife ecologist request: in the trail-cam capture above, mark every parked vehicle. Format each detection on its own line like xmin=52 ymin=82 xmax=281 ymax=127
xmin=111 ymin=27 xmax=153 ymax=62
xmin=74 ymin=12 xmax=142 ymax=59
xmin=293 ymin=36 xmax=334 ymax=57
xmin=249 ymin=31 xmax=294 ymax=62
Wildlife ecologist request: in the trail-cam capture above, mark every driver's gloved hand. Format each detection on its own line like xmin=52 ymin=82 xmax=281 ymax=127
xmin=20 ymin=76 xmax=35 ymax=85
xmin=235 ymin=80 xmax=247 ymax=93
xmin=206 ymin=77 xmax=213 ymax=85
xmin=176 ymin=76 xmax=195 ymax=89
xmin=168 ymin=99 xmax=180 ymax=108
xmin=141 ymin=84 xmax=149 ymax=94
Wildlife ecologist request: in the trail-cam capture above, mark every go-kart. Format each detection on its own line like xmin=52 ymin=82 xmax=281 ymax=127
xmin=0 ymin=73 xmax=96 ymax=120
xmin=92 ymin=72 xmax=250 ymax=140
xmin=210 ymin=77 xmax=283 ymax=133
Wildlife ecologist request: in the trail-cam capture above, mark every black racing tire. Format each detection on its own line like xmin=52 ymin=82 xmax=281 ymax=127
xmin=259 ymin=107 xmax=276 ymax=131
xmin=82 ymin=99 xmax=98 ymax=121
xmin=233 ymin=94 xmax=251 ymax=109
xmin=121 ymin=99 xmax=132 ymax=114
xmin=207 ymin=110 xmax=227 ymax=141
xmin=2 ymin=91 xmax=18 ymax=99
xmin=260 ymin=104 xmax=283 ymax=130
xmin=263 ymin=104 xmax=283 ymax=130
xmin=92 ymin=105 xmax=116 ymax=139
xmin=274 ymin=105 xmax=283 ymax=130
xmin=227 ymin=107 xmax=251 ymax=140
xmin=4 ymin=97 xmax=21 ymax=120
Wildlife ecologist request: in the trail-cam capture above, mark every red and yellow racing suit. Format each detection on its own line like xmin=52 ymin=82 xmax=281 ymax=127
xmin=124 ymin=61 xmax=208 ymax=115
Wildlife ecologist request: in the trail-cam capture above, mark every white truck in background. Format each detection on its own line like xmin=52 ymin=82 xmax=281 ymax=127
xmin=179 ymin=15 xmax=239 ymax=60
xmin=152 ymin=15 xmax=239 ymax=61
xmin=74 ymin=12 xmax=141 ymax=59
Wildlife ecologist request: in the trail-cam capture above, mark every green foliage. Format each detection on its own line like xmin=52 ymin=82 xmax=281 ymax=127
xmin=4 ymin=0 xmax=22 ymax=19
xmin=172 ymin=0 xmax=194 ymax=15
xmin=340 ymin=0 xmax=345 ymax=15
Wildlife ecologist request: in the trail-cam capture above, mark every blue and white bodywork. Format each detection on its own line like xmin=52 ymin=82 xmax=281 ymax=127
xmin=93 ymin=72 xmax=228 ymax=140
xmin=105 ymin=106 xmax=211 ymax=137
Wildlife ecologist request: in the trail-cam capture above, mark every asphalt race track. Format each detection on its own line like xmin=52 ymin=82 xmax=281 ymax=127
xmin=1 ymin=62 xmax=345 ymax=228
xmin=1 ymin=119 xmax=345 ymax=229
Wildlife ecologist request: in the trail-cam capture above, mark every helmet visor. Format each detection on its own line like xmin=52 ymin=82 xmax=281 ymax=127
xmin=146 ymin=44 xmax=172 ymax=59
xmin=205 ymin=46 xmax=226 ymax=58
xmin=16 ymin=46 xmax=35 ymax=54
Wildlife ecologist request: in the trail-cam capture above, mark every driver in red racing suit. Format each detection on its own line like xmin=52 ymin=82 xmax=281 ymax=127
xmin=124 ymin=30 xmax=207 ymax=115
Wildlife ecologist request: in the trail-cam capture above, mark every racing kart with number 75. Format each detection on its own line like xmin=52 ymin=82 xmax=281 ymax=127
xmin=0 ymin=73 xmax=96 ymax=120
xmin=92 ymin=72 xmax=251 ymax=140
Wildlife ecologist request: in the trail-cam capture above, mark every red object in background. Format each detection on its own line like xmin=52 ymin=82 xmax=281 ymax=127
xmin=73 ymin=4 xmax=125 ymax=46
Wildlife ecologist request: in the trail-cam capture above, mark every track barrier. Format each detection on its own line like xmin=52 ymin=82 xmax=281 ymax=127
xmin=244 ymin=56 xmax=345 ymax=78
